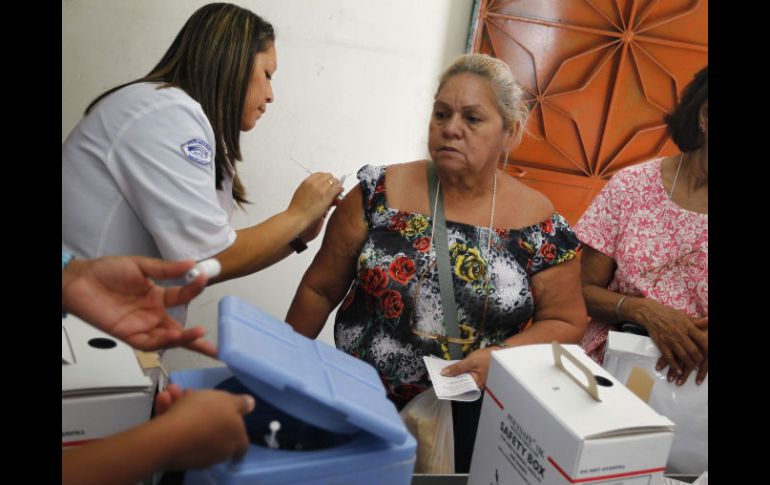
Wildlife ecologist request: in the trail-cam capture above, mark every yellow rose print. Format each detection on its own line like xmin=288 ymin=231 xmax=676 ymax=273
xmin=402 ymin=215 xmax=429 ymax=237
xmin=455 ymin=247 xmax=486 ymax=282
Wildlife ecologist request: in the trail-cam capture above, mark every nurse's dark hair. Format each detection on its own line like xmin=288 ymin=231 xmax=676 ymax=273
xmin=664 ymin=65 xmax=707 ymax=153
xmin=86 ymin=3 xmax=275 ymax=206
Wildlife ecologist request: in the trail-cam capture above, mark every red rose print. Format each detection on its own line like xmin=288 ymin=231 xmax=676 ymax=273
xmin=540 ymin=219 xmax=554 ymax=234
xmin=380 ymin=290 xmax=404 ymax=319
xmin=389 ymin=256 xmax=416 ymax=284
xmin=360 ymin=267 xmax=389 ymax=296
xmin=375 ymin=182 xmax=385 ymax=193
xmin=390 ymin=214 xmax=407 ymax=232
xmin=413 ymin=237 xmax=431 ymax=253
xmin=540 ymin=242 xmax=557 ymax=262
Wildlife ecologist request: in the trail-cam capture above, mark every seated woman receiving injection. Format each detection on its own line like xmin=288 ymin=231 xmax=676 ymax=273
xmin=285 ymin=54 xmax=587 ymax=472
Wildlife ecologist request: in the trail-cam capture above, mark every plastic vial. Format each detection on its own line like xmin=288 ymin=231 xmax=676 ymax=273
xmin=184 ymin=258 xmax=221 ymax=283
xmin=265 ymin=420 xmax=281 ymax=449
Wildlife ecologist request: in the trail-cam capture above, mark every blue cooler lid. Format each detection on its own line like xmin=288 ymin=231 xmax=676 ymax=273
xmin=217 ymin=296 xmax=409 ymax=445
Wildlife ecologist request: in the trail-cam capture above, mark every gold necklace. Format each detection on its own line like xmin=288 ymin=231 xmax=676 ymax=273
xmin=429 ymin=172 xmax=497 ymax=257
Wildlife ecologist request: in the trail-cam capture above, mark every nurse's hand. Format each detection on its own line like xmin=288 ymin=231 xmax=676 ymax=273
xmin=287 ymin=172 xmax=343 ymax=237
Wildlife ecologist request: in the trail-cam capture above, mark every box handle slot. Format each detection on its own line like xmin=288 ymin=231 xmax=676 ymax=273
xmin=551 ymin=342 xmax=601 ymax=402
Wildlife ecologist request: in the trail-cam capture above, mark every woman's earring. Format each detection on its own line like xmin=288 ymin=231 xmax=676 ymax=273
xmin=502 ymin=148 xmax=510 ymax=171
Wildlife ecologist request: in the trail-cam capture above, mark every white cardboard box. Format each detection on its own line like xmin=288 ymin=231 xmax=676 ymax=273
xmin=62 ymin=315 xmax=154 ymax=447
xmin=468 ymin=343 xmax=674 ymax=485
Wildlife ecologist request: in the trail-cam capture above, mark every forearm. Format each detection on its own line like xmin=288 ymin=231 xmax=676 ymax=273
xmin=503 ymin=318 xmax=585 ymax=347
xmin=583 ymin=284 xmax=653 ymax=327
xmin=286 ymin=283 xmax=347 ymax=338
xmin=213 ymin=209 xmax=307 ymax=283
xmin=62 ymin=418 xmax=178 ymax=485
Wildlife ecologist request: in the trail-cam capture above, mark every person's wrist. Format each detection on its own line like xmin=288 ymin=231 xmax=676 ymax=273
xmin=61 ymin=259 xmax=86 ymax=290
xmin=62 ymin=251 xmax=75 ymax=272
xmin=145 ymin=413 xmax=186 ymax=471
xmin=61 ymin=255 xmax=84 ymax=316
xmin=615 ymin=295 xmax=629 ymax=322
xmin=285 ymin=206 xmax=313 ymax=229
xmin=623 ymin=297 xmax=645 ymax=322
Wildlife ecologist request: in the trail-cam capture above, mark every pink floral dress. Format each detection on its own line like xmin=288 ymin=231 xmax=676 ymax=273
xmin=574 ymin=159 xmax=708 ymax=363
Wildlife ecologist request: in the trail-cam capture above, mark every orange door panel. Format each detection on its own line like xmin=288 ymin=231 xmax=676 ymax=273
xmin=470 ymin=0 xmax=708 ymax=225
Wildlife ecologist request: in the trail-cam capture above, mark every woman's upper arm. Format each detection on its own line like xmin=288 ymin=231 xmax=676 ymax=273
xmin=531 ymin=258 xmax=587 ymax=332
xmin=580 ymin=245 xmax=617 ymax=288
xmin=301 ymin=185 xmax=369 ymax=299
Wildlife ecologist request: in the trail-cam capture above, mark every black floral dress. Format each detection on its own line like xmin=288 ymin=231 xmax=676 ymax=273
xmin=334 ymin=165 xmax=580 ymax=409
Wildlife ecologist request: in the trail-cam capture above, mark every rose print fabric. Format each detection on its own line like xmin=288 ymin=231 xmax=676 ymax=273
xmin=334 ymin=165 xmax=581 ymax=409
xmin=574 ymin=159 xmax=708 ymax=364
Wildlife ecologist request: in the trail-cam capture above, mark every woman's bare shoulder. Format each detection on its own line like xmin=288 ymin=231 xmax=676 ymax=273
xmin=385 ymin=160 xmax=431 ymax=212
xmin=385 ymin=160 xmax=429 ymax=177
xmin=499 ymin=175 xmax=555 ymax=227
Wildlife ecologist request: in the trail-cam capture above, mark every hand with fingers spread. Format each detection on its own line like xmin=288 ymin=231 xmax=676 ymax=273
xmin=62 ymin=254 xmax=217 ymax=357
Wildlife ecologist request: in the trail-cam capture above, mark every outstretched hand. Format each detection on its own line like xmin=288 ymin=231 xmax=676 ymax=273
xmin=62 ymin=255 xmax=217 ymax=357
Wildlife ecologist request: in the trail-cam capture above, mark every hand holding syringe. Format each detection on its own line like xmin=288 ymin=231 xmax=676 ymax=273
xmin=291 ymin=157 xmax=353 ymax=201
xmin=283 ymin=158 xmax=345 ymax=246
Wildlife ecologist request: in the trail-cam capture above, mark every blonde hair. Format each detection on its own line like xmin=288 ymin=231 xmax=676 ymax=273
xmin=436 ymin=54 xmax=529 ymax=145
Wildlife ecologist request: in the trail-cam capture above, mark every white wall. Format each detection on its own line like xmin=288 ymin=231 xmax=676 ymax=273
xmin=62 ymin=0 xmax=473 ymax=371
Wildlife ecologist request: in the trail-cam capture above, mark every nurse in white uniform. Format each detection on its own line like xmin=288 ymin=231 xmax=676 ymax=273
xmin=62 ymin=3 xmax=342 ymax=324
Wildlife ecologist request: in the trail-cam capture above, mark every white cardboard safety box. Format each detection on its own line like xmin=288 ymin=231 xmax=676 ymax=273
xmin=468 ymin=343 xmax=674 ymax=485
xmin=62 ymin=314 xmax=154 ymax=448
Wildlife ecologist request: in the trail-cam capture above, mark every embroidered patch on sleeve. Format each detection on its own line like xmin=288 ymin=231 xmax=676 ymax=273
xmin=181 ymin=139 xmax=213 ymax=165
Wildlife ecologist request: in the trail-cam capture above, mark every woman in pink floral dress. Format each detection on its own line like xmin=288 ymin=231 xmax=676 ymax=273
xmin=575 ymin=66 xmax=708 ymax=386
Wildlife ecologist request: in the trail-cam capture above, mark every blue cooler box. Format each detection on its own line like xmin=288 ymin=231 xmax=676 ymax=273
xmin=170 ymin=296 xmax=417 ymax=485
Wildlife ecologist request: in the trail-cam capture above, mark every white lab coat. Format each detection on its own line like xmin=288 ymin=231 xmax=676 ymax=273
xmin=62 ymin=82 xmax=237 ymax=324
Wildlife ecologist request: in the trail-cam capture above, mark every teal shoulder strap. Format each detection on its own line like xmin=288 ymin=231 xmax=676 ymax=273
xmin=426 ymin=163 xmax=463 ymax=360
